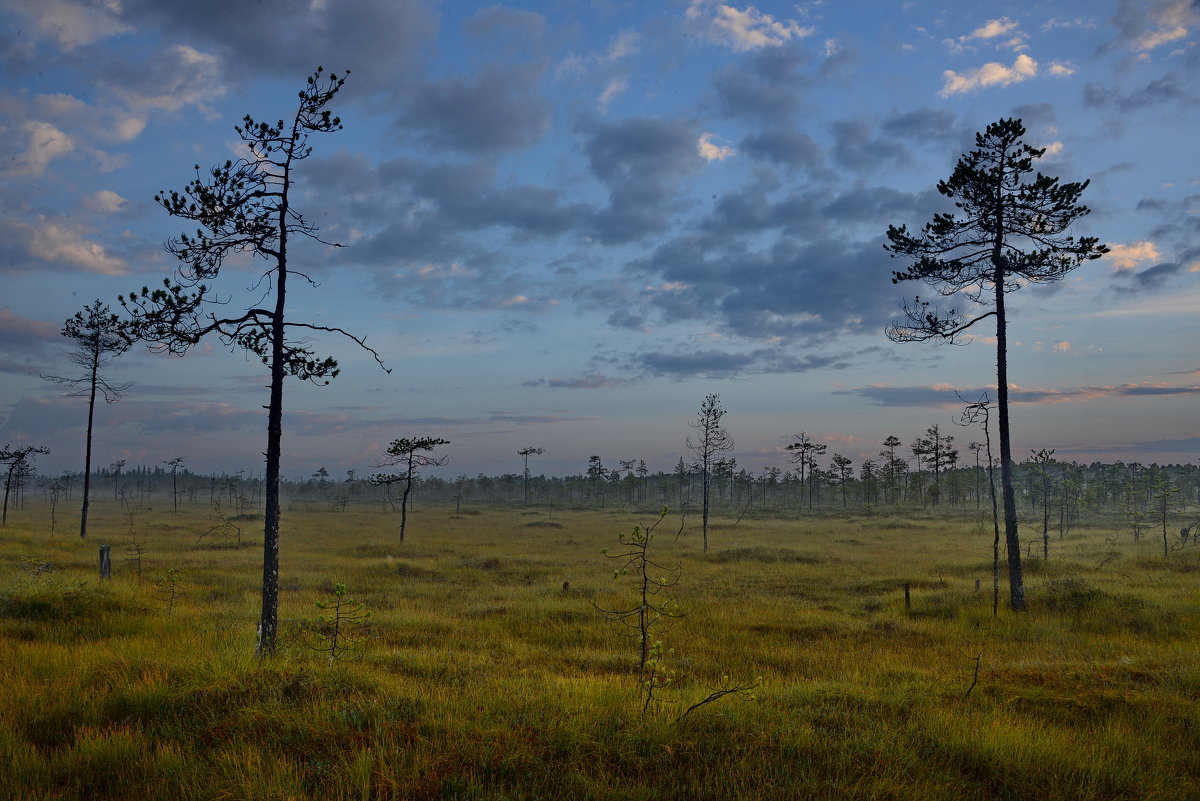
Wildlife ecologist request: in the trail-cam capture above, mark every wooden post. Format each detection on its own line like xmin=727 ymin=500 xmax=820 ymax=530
xmin=99 ymin=544 xmax=111 ymax=580
xmin=975 ymin=578 xmax=981 ymax=593
xmin=903 ymin=582 xmax=911 ymax=611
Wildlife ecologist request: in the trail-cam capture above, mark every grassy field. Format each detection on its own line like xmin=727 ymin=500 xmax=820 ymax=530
xmin=1 ymin=497 xmax=1197 ymax=800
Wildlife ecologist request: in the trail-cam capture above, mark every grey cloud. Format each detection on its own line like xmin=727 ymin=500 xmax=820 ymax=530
xmin=400 ymin=62 xmax=553 ymax=154
xmin=582 ymin=116 xmax=705 ymax=244
xmin=635 ymin=346 xmax=853 ymax=379
xmin=829 ymin=119 xmax=910 ymax=171
xmin=712 ymin=43 xmax=808 ymax=121
xmin=1083 ymin=74 xmax=1191 ymax=110
xmin=0 ymin=308 xmax=60 ymax=376
xmin=117 ymin=0 xmax=436 ymax=95
xmin=739 ymin=127 xmax=826 ymax=173
xmin=462 ymin=5 xmax=548 ymax=55
xmin=880 ymin=107 xmax=961 ymax=145
xmin=523 ymin=373 xmax=627 ymax=389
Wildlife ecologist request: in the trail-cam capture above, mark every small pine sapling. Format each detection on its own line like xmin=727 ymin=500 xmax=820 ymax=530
xmin=595 ymin=508 xmax=683 ymax=714
xmin=311 ymin=583 xmax=371 ymax=662
xmin=595 ymin=508 xmax=760 ymax=719
xmin=153 ymin=569 xmax=184 ymax=612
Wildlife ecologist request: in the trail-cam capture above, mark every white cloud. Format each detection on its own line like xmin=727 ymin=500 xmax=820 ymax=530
xmin=697 ymin=133 xmax=736 ymax=161
xmin=8 ymin=121 xmax=75 ymax=176
xmin=11 ymin=0 xmax=130 ymax=50
xmin=1049 ymin=61 xmax=1076 ymax=76
xmin=598 ymin=78 xmax=628 ymax=113
xmin=1038 ymin=141 xmax=1064 ymax=159
xmin=1105 ymin=241 xmax=1161 ymax=271
xmin=687 ymin=0 xmax=814 ymax=51
xmin=966 ymin=17 xmax=1019 ymax=41
xmin=939 ymin=53 xmax=1037 ymax=96
xmin=110 ymin=45 xmax=226 ymax=114
xmin=607 ymin=29 xmax=641 ymax=60
xmin=84 ymin=190 xmax=129 ymax=215
xmin=1 ymin=216 xmax=128 ymax=275
xmin=1126 ymin=0 xmax=1198 ymax=52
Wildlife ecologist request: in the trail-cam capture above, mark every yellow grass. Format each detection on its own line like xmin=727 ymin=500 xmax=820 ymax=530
xmin=1 ymin=497 xmax=1197 ymax=799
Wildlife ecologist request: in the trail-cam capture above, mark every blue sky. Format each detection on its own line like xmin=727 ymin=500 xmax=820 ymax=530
xmin=0 ymin=0 xmax=1197 ymax=479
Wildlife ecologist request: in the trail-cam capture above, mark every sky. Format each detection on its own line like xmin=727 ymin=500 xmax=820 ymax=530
xmin=0 ymin=0 xmax=1197 ymax=480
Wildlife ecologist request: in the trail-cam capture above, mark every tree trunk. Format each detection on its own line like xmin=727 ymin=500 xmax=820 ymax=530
xmin=80 ymin=356 xmax=98 ymax=539
xmin=995 ymin=268 xmax=1027 ymax=611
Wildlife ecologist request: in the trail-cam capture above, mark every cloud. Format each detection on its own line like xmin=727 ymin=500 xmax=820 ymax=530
xmin=5 ymin=121 xmax=75 ymax=176
xmin=104 ymin=44 xmax=226 ymax=114
xmin=583 ymin=116 xmax=705 ymax=244
xmin=712 ymin=42 xmax=808 ymax=120
xmin=0 ymin=216 xmax=127 ymax=275
xmin=964 ymin=17 xmax=1020 ymax=43
xmin=523 ymin=372 xmax=626 ymax=389
xmin=697 ymin=133 xmax=736 ymax=161
xmin=4 ymin=0 xmax=130 ymax=50
xmin=598 ymin=77 xmax=628 ymax=113
xmin=739 ymin=127 xmax=826 ymax=173
xmin=1082 ymin=73 xmax=1189 ymax=110
xmin=940 ymin=53 xmax=1038 ymax=96
xmin=687 ymin=1 xmax=814 ymax=52
xmin=83 ymin=190 xmax=129 ymax=215
xmin=115 ymin=0 xmax=436 ymax=95
xmin=1111 ymin=0 xmax=1197 ymax=52
xmin=634 ymin=347 xmax=851 ymax=379
xmin=880 ymin=107 xmax=963 ymax=146
xmin=1105 ymin=241 xmax=1162 ymax=271
xmin=829 ymin=119 xmax=911 ymax=171
xmin=0 ymin=308 xmax=61 ymax=375
xmin=400 ymin=63 xmax=553 ymax=155
xmin=844 ymin=380 xmax=1200 ymax=408
xmin=1049 ymin=61 xmax=1077 ymax=77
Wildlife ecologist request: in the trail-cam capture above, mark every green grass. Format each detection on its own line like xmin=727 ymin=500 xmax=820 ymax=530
xmin=1 ymin=499 xmax=1197 ymax=800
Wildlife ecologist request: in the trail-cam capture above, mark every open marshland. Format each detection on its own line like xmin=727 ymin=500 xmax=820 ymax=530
xmin=1 ymin=499 xmax=1197 ymax=800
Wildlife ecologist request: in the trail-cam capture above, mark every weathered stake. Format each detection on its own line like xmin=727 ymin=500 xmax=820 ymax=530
xmin=99 ymin=544 xmax=111 ymax=580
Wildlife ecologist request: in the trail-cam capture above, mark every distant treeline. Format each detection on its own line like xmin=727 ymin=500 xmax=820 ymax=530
xmin=14 ymin=457 xmax=1198 ymax=523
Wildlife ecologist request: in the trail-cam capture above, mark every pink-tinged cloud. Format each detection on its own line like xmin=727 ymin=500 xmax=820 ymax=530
xmin=940 ymin=53 xmax=1037 ymax=96
xmin=844 ymin=381 xmax=1200 ymax=408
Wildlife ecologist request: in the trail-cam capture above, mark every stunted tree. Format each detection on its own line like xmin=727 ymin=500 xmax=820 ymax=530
xmin=687 ymin=393 xmax=733 ymax=551
xmin=2 ymin=445 xmax=50 ymax=525
xmin=885 ymin=118 xmax=1107 ymax=612
xmin=42 ymin=300 xmax=132 ymax=539
xmin=1026 ymin=448 xmax=1057 ymax=560
xmin=830 ymin=453 xmax=854 ymax=507
xmin=371 ymin=437 xmax=449 ymax=543
xmin=164 ymin=457 xmax=185 ymax=514
xmin=517 ymin=446 xmax=545 ymax=506
xmin=785 ymin=432 xmax=826 ymax=510
xmin=119 ymin=68 xmax=386 ymax=656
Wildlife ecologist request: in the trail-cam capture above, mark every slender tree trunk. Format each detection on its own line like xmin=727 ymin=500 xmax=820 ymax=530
xmin=995 ymin=265 xmax=1026 ymax=611
xmin=2 ymin=467 xmax=13 ymax=525
xmin=258 ymin=149 xmax=293 ymax=658
xmin=701 ymin=458 xmax=710 ymax=551
xmin=80 ymin=357 xmax=98 ymax=539
xmin=399 ymin=456 xmax=413 ymax=543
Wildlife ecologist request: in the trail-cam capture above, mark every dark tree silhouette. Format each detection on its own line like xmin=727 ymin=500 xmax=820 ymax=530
xmin=119 ymin=68 xmax=387 ymax=656
xmin=885 ymin=117 xmax=1107 ymax=611
xmin=42 ymin=300 xmax=132 ymax=539
xmin=687 ymin=394 xmax=733 ymax=551
xmin=1 ymin=445 xmax=50 ymax=525
xmin=518 ymin=446 xmax=545 ymax=506
xmin=785 ymin=432 xmax=826 ymax=510
xmin=371 ymin=437 xmax=449 ymax=543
